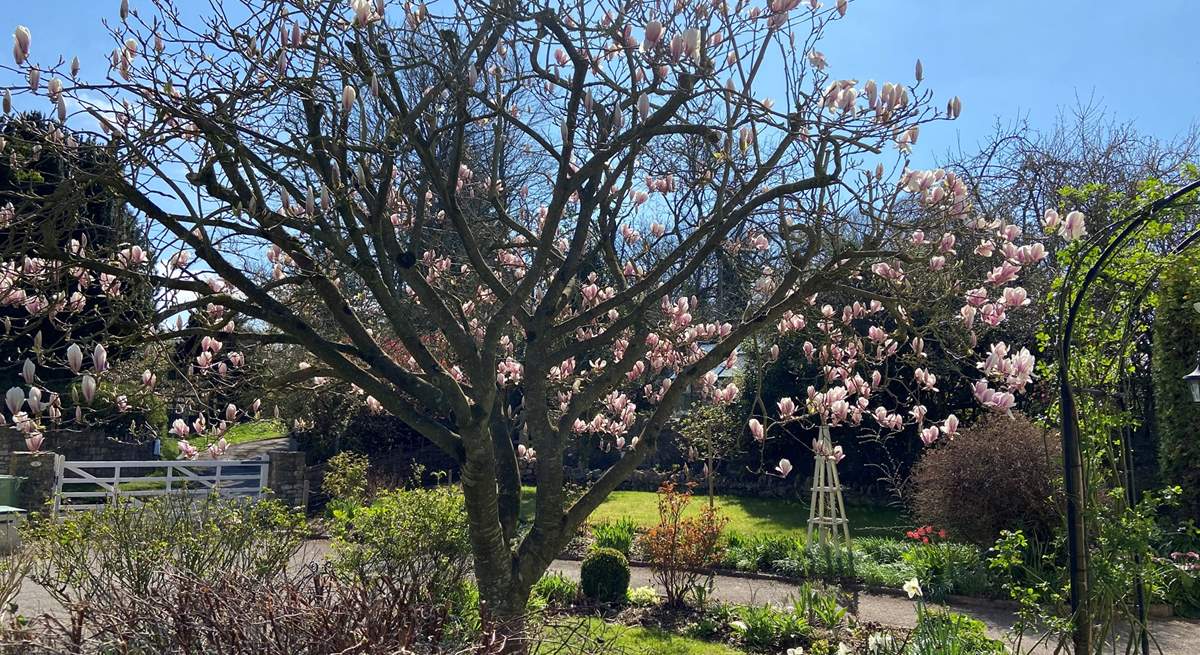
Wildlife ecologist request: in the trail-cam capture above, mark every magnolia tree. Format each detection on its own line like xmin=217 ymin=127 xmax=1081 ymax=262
xmin=0 ymin=0 xmax=1078 ymax=636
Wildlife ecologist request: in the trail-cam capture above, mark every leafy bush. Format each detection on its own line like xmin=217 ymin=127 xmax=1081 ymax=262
xmin=790 ymin=582 xmax=848 ymax=632
xmin=729 ymin=603 xmax=810 ymax=652
xmin=626 ymin=585 xmax=660 ymax=607
xmin=24 ymin=494 xmax=303 ymax=606
xmin=530 ymin=573 xmax=578 ymax=608
xmin=642 ymin=482 xmax=728 ymax=606
xmin=579 ymin=547 xmax=630 ymax=604
xmin=903 ymin=543 xmax=992 ymax=600
xmin=911 ymin=412 xmax=1061 ymax=547
xmin=329 ymin=485 xmax=471 ymax=607
xmin=323 ymin=451 xmax=370 ymax=503
xmin=855 ymin=536 xmax=910 ymax=564
xmin=722 ymin=533 xmax=800 ymax=572
xmin=591 ymin=517 xmax=638 ymax=556
xmin=909 ymin=608 xmax=1007 ymax=654
xmin=1153 ymin=253 xmax=1200 ymax=519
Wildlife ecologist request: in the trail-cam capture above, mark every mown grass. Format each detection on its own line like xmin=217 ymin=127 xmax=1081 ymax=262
xmin=521 ymin=487 xmax=904 ymax=538
xmin=535 ymin=617 xmax=746 ymax=655
xmin=159 ymin=420 xmax=286 ymax=460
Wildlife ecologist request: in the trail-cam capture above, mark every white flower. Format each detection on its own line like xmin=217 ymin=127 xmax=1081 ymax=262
xmin=903 ymin=577 xmax=923 ymax=599
xmin=868 ymin=632 xmax=896 ymax=653
xmin=728 ymin=620 xmax=748 ymax=633
xmin=837 ymin=644 xmax=851 ymax=655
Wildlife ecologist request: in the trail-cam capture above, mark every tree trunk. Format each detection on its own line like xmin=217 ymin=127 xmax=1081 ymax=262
xmin=480 ymin=586 xmax=532 ymax=654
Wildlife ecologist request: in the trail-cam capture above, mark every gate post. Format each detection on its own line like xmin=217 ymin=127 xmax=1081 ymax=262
xmin=10 ymin=451 xmax=59 ymax=515
xmin=266 ymin=451 xmax=308 ymax=510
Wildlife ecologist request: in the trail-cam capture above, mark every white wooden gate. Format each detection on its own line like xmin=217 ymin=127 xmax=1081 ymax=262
xmin=52 ymin=456 xmax=269 ymax=512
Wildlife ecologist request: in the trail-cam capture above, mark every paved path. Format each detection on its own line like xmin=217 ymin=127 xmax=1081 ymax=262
xmin=224 ymin=436 xmax=293 ymax=459
xmin=14 ymin=540 xmax=1199 ymax=654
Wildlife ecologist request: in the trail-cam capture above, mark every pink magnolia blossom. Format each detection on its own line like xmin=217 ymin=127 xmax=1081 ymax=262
xmin=177 ymin=440 xmax=199 ymax=460
xmin=12 ymin=26 xmax=30 ymax=65
xmin=920 ymin=426 xmax=939 ymax=445
xmin=92 ymin=344 xmax=108 ymax=372
xmin=1061 ymin=210 xmax=1087 ymax=241
xmin=1042 ymin=209 xmax=1061 ymax=232
xmin=775 ymin=458 xmax=793 ymax=478
xmin=66 ymin=344 xmax=83 ymax=373
xmin=4 ymin=387 xmax=22 ymax=415
xmin=748 ymin=418 xmax=765 ymax=442
xmin=81 ymin=375 xmax=97 ymax=403
xmin=941 ymin=414 xmax=959 ymax=436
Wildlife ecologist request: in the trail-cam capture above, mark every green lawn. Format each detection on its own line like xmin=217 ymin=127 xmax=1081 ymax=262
xmin=522 ymin=487 xmax=905 ymax=538
xmin=160 ymin=420 xmax=286 ymax=460
xmin=536 ymin=617 xmax=745 ymax=655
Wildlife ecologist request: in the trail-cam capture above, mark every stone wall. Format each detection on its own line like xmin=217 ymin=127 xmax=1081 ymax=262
xmin=9 ymin=451 xmax=58 ymax=514
xmin=0 ymin=428 xmax=153 ymax=472
xmin=267 ymin=450 xmax=309 ymax=510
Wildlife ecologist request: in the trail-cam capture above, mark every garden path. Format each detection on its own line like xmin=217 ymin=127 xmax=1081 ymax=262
xmin=223 ymin=436 xmax=293 ymax=459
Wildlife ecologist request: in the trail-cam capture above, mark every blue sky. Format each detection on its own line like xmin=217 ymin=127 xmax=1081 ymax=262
xmin=816 ymin=0 xmax=1200 ymax=165
xmin=9 ymin=0 xmax=1200 ymax=168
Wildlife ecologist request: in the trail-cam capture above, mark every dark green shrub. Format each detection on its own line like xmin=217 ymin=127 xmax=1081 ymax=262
xmin=579 ymin=547 xmax=630 ymax=603
xmin=1154 ymin=254 xmax=1200 ymax=519
xmin=591 ymin=517 xmax=637 ymax=556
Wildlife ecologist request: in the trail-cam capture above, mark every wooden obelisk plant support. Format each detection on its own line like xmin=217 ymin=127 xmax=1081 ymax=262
xmin=807 ymin=425 xmax=851 ymax=547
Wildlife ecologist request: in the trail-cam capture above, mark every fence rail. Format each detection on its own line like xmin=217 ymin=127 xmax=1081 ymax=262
xmin=53 ymin=456 xmax=269 ymax=512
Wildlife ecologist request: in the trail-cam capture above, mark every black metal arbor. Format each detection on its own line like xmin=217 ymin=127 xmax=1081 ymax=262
xmin=1057 ymin=177 xmax=1200 ymax=654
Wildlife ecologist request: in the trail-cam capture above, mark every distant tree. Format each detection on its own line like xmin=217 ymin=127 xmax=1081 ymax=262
xmin=0 ymin=112 xmax=152 ymax=395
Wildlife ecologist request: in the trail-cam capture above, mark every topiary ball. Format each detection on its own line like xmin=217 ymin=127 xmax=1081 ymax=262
xmin=580 ymin=547 xmax=630 ymax=604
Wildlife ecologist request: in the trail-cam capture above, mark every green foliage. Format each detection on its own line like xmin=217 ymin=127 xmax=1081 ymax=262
xmin=540 ymin=617 xmax=747 ymax=655
xmin=24 ymin=495 xmax=303 ymax=606
xmin=721 ymin=532 xmax=1001 ymax=600
xmin=908 ymin=608 xmax=1007 ymax=655
xmin=579 ymin=547 xmax=631 ymax=604
xmin=323 ymin=451 xmax=370 ymax=503
xmin=674 ymin=403 xmax=743 ymax=503
xmin=722 ymin=533 xmax=801 ymax=572
xmin=901 ymin=543 xmax=992 ymax=601
xmin=328 ymin=485 xmax=472 ymax=606
xmin=1153 ymin=249 xmax=1200 ymax=518
xmin=530 ymin=573 xmax=579 ymax=609
xmin=789 ymin=582 xmax=848 ymax=632
xmin=989 ymin=488 xmax=1182 ymax=645
xmin=729 ymin=603 xmax=810 ymax=652
xmin=591 ymin=517 xmax=638 ymax=556
xmin=627 ymin=585 xmax=660 ymax=607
